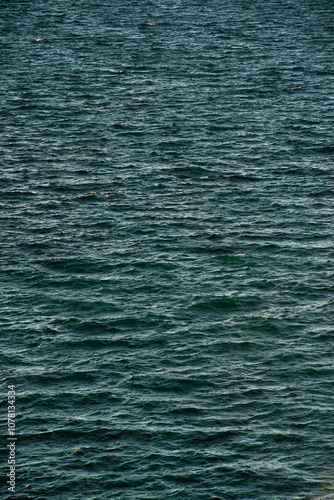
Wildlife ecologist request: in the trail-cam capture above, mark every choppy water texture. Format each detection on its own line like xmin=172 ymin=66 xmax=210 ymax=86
xmin=1 ymin=0 xmax=334 ymax=499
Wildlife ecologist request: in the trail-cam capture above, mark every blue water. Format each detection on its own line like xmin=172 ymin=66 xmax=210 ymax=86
xmin=1 ymin=1 xmax=334 ymax=499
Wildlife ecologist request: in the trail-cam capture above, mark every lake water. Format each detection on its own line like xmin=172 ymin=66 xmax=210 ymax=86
xmin=1 ymin=1 xmax=334 ymax=498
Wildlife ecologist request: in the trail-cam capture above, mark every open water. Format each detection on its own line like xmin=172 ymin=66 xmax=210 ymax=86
xmin=1 ymin=1 xmax=334 ymax=499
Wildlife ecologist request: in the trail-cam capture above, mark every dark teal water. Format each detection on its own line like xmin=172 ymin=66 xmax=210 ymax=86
xmin=1 ymin=1 xmax=334 ymax=499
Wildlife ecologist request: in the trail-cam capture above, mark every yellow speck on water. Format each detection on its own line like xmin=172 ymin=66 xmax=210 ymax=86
xmin=281 ymin=290 xmax=290 ymax=293
xmin=235 ymin=253 xmax=246 ymax=257
xmin=224 ymin=318 xmax=233 ymax=323
xmin=110 ymin=202 xmax=118 ymax=205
